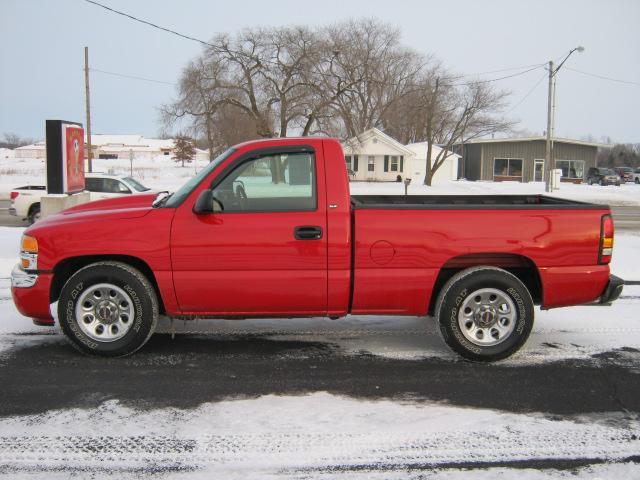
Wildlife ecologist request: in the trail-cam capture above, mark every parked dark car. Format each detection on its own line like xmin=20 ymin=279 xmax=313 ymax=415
xmin=587 ymin=167 xmax=621 ymax=186
xmin=613 ymin=166 xmax=634 ymax=183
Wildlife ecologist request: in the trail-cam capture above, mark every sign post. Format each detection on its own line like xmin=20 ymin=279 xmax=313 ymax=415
xmin=41 ymin=120 xmax=91 ymax=218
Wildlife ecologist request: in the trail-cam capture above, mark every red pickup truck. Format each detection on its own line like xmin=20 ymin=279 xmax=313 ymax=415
xmin=11 ymin=137 xmax=623 ymax=361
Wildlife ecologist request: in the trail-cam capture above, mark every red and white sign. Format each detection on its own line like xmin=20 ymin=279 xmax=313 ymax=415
xmin=62 ymin=124 xmax=85 ymax=193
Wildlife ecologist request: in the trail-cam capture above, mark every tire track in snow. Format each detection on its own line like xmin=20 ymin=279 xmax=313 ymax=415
xmin=0 ymin=428 xmax=638 ymax=470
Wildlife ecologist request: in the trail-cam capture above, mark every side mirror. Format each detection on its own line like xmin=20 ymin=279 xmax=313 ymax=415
xmin=193 ymin=189 xmax=223 ymax=214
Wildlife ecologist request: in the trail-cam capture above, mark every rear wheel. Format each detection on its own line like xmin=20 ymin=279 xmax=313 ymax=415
xmin=58 ymin=261 xmax=158 ymax=356
xmin=28 ymin=204 xmax=41 ymax=225
xmin=435 ymin=266 xmax=534 ymax=362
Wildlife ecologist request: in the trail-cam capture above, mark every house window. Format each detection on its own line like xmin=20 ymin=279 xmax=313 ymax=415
xmin=556 ymin=159 xmax=585 ymax=179
xmin=368 ymin=156 xmax=375 ymax=172
xmin=345 ymin=155 xmax=352 ymax=170
xmin=494 ymin=158 xmax=523 ymax=179
xmin=390 ymin=155 xmax=398 ymax=172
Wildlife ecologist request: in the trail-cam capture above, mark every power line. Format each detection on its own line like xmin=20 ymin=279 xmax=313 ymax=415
xmin=458 ymin=63 xmax=547 ymax=78
xmin=82 ymin=0 xmax=544 ymax=89
xmin=565 ymin=67 xmax=640 ymax=87
xmin=505 ymin=71 xmax=548 ymax=114
xmin=91 ymin=67 xmax=176 ymax=86
xmin=448 ymin=64 xmax=544 ymax=87
xmin=83 ymin=0 xmax=215 ymax=49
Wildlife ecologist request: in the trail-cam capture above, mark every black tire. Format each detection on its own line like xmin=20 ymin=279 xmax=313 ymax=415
xmin=435 ymin=266 xmax=534 ymax=362
xmin=58 ymin=261 xmax=158 ymax=356
xmin=28 ymin=204 xmax=41 ymax=225
xmin=599 ymin=179 xmax=604 ymax=186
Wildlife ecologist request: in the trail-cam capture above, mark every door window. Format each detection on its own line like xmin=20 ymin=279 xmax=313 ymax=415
xmin=85 ymin=177 xmax=102 ymax=192
xmin=212 ymin=152 xmax=316 ymax=212
xmin=101 ymin=178 xmax=131 ymax=193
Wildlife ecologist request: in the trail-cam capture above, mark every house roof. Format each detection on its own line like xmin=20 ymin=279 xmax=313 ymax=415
xmin=405 ymin=142 xmax=460 ymax=160
xmin=87 ymin=134 xmax=175 ymax=149
xmin=343 ymin=128 xmax=415 ymax=156
xmin=460 ymin=136 xmax=611 ymax=149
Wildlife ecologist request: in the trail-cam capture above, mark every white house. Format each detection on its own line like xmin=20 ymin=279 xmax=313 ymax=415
xmin=14 ymin=142 xmax=46 ymax=159
xmin=342 ymin=128 xmax=460 ymax=184
xmin=342 ymin=128 xmax=416 ymax=182
xmin=405 ymin=142 xmax=460 ymax=183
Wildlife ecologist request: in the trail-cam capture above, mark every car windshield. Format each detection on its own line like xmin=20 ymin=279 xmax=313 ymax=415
xmin=123 ymin=176 xmax=150 ymax=192
xmin=602 ymin=169 xmax=615 ymax=175
xmin=164 ymin=148 xmax=235 ymax=208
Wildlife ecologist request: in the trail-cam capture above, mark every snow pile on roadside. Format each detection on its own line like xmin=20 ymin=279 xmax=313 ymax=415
xmin=0 ymin=392 xmax=637 ymax=477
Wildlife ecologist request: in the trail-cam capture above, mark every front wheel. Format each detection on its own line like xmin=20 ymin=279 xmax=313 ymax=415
xmin=58 ymin=261 xmax=158 ymax=356
xmin=435 ymin=266 xmax=534 ymax=361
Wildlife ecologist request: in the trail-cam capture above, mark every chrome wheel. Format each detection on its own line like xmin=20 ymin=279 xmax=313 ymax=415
xmin=75 ymin=283 xmax=135 ymax=342
xmin=458 ymin=288 xmax=517 ymax=347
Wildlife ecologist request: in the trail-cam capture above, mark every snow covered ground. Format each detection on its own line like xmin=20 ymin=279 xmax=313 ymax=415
xmin=2 ymin=153 xmax=640 ymax=205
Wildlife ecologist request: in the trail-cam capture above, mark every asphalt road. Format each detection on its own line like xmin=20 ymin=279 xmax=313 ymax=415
xmin=2 ymin=199 xmax=640 ymax=230
xmin=0 ymin=200 xmax=26 ymax=227
xmin=1 ymin=331 xmax=638 ymax=417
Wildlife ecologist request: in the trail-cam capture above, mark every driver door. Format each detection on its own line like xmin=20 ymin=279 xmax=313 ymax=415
xmin=170 ymin=148 xmax=328 ymax=316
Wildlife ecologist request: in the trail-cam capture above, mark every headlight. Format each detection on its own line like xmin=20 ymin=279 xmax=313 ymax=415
xmin=20 ymin=235 xmax=38 ymax=270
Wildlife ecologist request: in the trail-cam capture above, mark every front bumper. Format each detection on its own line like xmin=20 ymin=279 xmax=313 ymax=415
xmin=600 ymin=274 xmax=624 ymax=304
xmin=10 ymin=263 xmax=37 ymax=288
xmin=11 ymin=263 xmax=54 ymax=324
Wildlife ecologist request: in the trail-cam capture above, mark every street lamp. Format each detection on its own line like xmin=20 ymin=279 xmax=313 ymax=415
xmin=545 ymin=46 xmax=585 ymax=192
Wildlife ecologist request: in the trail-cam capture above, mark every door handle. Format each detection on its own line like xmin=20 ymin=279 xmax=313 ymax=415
xmin=294 ymin=225 xmax=323 ymax=240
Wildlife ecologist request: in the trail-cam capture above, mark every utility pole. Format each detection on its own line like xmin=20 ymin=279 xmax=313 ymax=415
xmin=545 ymin=61 xmax=554 ymax=193
xmin=84 ymin=46 xmax=93 ymax=173
xmin=544 ymin=46 xmax=584 ymax=193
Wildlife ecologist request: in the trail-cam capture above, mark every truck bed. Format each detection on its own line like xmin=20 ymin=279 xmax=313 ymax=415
xmin=351 ymin=194 xmax=604 ymax=209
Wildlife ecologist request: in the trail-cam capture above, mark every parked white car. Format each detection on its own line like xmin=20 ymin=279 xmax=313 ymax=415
xmin=633 ymin=168 xmax=640 ymax=184
xmin=9 ymin=173 xmax=152 ymax=224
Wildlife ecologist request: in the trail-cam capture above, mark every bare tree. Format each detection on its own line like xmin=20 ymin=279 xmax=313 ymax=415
xmin=319 ymin=19 xmax=423 ymax=139
xmin=1 ymin=132 xmax=34 ymax=149
xmin=161 ymin=57 xmax=230 ymax=161
xmin=384 ymin=65 xmax=513 ymax=185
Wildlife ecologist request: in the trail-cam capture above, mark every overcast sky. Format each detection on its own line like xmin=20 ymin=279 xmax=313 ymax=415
xmin=1 ymin=0 xmax=639 ymax=143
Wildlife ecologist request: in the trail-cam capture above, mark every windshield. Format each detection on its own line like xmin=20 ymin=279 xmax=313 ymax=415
xmin=164 ymin=148 xmax=235 ymax=208
xmin=123 ymin=176 xmax=150 ymax=192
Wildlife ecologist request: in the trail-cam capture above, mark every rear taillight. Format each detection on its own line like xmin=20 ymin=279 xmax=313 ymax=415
xmin=599 ymin=214 xmax=614 ymax=264
xmin=10 ymin=191 xmax=19 ymax=200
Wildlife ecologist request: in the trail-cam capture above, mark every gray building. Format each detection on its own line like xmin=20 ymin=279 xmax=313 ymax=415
xmin=456 ymin=137 xmax=608 ymax=183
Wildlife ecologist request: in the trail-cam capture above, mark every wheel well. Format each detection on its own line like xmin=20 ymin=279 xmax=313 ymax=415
xmin=50 ymin=255 xmax=166 ymax=314
xmin=427 ymin=253 xmax=542 ymax=316
xmin=28 ymin=202 xmax=40 ymax=215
